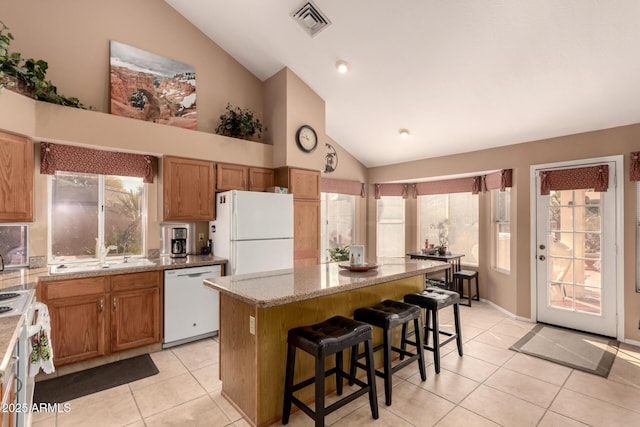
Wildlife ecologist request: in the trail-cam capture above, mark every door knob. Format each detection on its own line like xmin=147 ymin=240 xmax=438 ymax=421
xmin=539 ymin=244 xmax=546 ymax=250
xmin=539 ymin=255 xmax=546 ymax=261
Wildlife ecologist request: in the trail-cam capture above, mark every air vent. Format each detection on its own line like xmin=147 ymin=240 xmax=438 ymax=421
xmin=291 ymin=1 xmax=331 ymax=37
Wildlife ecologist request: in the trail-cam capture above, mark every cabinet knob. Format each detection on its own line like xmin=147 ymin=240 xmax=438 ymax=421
xmin=99 ymin=299 xmax=104 ymax=312
xmin=113 ymin=298 xmax=117 ymax=310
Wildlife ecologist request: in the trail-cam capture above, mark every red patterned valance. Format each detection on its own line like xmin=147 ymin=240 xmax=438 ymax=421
xmin=485 ymin=169 xmax=513 ymax=192
xmin=40 ymin=142 xmax=157 ymax=183
xmin=631 ymin=152 xmax=640 ymax=181
xmin=414 ymin=177 xmax=475 ymax=196
xmin=321 ymin=178 xmax=365 ymax=197
xmin=539 ymin=165 xmax=608 ymax=196
xmin=374 ymin=183 xmax=413 ymax=199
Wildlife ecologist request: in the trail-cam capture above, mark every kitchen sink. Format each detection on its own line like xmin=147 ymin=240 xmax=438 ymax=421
xmin=49 ymin=258 xmax=156 ymax=275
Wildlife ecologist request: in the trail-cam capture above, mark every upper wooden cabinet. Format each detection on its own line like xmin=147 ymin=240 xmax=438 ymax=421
xmin=0 ymin=131 xmax=34 ymax=222
xmin=217 ymin=163 xmax=275 ymax=192
xmin=275 ymin=167 xmax=320 ymax=200
xmin=162 ymin=155 xmax=215 ymax=221
xmin=216 ymin=163 xmax=248 ymax=191
xmin=248 ymin=167 xmax=275 ymax=192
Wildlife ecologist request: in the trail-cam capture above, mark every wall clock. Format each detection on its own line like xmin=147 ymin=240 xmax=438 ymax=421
xmin=295 ymin=125 xmax=318 ymax=153
xmin=324 ymin=142 xmax=338 ymax=173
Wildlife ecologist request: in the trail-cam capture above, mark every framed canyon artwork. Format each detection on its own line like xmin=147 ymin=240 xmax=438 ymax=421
xmin=110 ymin=41 xmax=196 ymax=130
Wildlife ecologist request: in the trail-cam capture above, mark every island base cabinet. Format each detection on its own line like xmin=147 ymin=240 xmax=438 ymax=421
xmin=219 ymin=275 xmax=424 ymax=427
xmin=49 ymin=294 xmax=107 ymax=366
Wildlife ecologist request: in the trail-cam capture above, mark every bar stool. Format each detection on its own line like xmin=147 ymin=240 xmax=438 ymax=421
xmin=404 ymin=287 xmax=463 ymax=373
xmin=350 ymin=299 xmax=426 ymax=406
xmin=453 ymin=269 xmax=479 ymax=307
xmin=282 ymin=316 xmax=378 ymax=427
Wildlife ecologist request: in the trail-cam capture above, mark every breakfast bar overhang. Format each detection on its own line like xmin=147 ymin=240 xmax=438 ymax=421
xmin=204 ymin=258 xmax=450 ymax=427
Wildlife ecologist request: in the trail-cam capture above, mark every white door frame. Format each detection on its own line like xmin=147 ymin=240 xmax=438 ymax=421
xmin=530 ymin=155 xmax=624 ymax=339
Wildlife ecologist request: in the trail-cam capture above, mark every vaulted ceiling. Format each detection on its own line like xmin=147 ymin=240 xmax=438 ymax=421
xmin=166 ymin=0 xmax=640 ymax=167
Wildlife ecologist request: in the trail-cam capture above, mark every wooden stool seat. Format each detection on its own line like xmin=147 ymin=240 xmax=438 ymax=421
xmin=282 ymin=316 xmax=378 ymax=427
xmin=404 ymin=287 xmax=463 ymax=373
xmin=453 ymin=269 xmax=479 ymax=307
xmin=351 ymin=299 xmax=426 ymax=406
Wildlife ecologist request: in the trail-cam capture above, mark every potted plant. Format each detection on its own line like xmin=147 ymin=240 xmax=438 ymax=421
xmin=0 ymin=21 xmax=86 ymax=108
xmin=327 ymin=245 xmax=350 ymax=262
xmin=215 ymin=102 xmax=263 ymax=140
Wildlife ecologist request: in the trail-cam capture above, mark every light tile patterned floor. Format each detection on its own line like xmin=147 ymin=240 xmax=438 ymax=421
xmin=31 ymin=301 xmax=640 ymax=426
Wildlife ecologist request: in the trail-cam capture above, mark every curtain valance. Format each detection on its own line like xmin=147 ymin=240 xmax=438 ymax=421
xmin=321 ymin=178 xmax=365 ymax=197
xmin=484 ymin=169 xmax=513 ymax=192
xmin=414 ymin=177 xmax=476 ymax=196
xmin=374 ymin=183 xmax=413 ymax=199
xmin=631 ymin=152 xmax=640 ymax=181
xmin=40 ymin=142 xmax=157 ymax=183
xmin=539 ymin=165 xmax=608 ymax=196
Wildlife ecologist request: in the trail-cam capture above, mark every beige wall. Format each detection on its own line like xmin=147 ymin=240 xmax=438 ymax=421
xmin=369 ymin=124 xmax=640 ymax=341
xmin=2 ymin=0 xmax=264 ymax=135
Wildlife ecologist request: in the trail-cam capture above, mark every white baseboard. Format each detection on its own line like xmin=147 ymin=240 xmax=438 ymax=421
xmin=480 ymin=298 xmax=534 ymax=322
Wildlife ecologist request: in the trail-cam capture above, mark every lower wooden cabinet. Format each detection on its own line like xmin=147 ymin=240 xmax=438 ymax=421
xmin=39 ymin=271 xmax=162 ymax=366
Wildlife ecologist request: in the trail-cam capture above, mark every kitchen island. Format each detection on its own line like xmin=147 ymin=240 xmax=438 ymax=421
xmin=204 ymin=258 xmax=450 ymax=427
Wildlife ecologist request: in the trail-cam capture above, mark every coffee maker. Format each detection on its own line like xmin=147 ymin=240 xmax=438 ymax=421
xmin=170 ymin=227 xmax=188 ymax=258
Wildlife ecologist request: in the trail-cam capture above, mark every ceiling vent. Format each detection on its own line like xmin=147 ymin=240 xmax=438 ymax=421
xmin=291 ymin=1 xmax=331 ymax=37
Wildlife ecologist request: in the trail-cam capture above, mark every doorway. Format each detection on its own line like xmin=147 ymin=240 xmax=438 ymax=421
xmin=532 ymin=157 xmax=622 ymax=338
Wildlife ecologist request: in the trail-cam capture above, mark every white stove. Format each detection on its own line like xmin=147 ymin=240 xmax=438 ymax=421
xmin=0 ymin=290 xmax=33 ymax=318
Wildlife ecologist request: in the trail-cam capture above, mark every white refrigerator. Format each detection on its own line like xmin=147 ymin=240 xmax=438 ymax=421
xmin=210 ymin=190 xmax=294 ymax=275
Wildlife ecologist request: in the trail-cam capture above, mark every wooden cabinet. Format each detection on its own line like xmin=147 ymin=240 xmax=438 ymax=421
xmin=44 ymin=276 xmax=108 ymax=366
xmin=162 ymin=155 xmax=215 ymax=221
xmin=0 ymin=131 xmax=33 ymax=222
xmin=248 ymin=167 xmax=275 ymax=191
xmin=39 ymin=271 xmax=161 ymax=366
xmin=293 ymin=199 xmax=321 ymax=266
xmin=216 ymin=163 xmax=248 ymax=191
xmin=217 ymin=163 xmax=275 ymax=192
xmin=110 ymin=271 xmax=161 ymax=352
xmin=0 ymin=373 xmax=16 ymax=426
xmin=276 ymin=167 xmax=321 ymax=266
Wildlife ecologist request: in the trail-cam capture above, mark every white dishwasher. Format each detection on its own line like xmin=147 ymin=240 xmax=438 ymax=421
xmin=163 ymin=264 xmax=221 ymax=348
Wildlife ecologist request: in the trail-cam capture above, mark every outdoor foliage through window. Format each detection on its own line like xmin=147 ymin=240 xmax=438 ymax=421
xmin=50 ymin=172 xmax=145 ymax=261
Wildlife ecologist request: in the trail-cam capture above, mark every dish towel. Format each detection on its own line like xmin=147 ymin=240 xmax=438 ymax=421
xmin=29 ymin=302 xmax=55 ymax=377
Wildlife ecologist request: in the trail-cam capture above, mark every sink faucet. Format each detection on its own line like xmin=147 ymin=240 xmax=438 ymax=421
xmin=122 ymin=242 xmax=130 ymax=263
xmin=100 ymin=244 xmax=118 ymax=264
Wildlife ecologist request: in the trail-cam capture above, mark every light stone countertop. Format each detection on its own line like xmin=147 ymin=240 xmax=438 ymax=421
xmin=0 ymin=255 xmax=227 ymax=379
xmin=204 ymin=258 xmax=450 ymax=308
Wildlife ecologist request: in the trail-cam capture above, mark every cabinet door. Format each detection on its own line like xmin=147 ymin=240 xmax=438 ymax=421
xmin=248 ymin=167 xmax=274 ymax=192
xmin=0 ymin=131 xmax=33 ymax=222
xmin=48 ymin=294 xmax=107 ymax=366
xmin=293 ymin=199 xmax=320 ymax=266
xmin=163 ymin=156 xmax=215 ymax=221
xmin=216 ymin=163 xmax=248 ymax=191
xmin=289 ymin=168 xmax=320 ymax=200
xmin=111 ymin=287 xmax=160 ymax=352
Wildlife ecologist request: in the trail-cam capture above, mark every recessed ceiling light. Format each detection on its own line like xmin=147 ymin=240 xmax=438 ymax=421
xmin=399 ymin=129 xmax=410 ymax=138
xmin=336 ymin=60 xmax=350 ymax=73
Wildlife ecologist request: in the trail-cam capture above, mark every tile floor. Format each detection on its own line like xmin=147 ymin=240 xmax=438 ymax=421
xmin=31 ymin=300 xmax=640 ymax=426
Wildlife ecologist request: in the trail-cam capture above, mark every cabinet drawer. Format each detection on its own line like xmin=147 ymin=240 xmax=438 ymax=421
xmin=110 ymin=271 xmax=160 ymax=292
xmin=45 ymin=277 xmax=107 ymax=300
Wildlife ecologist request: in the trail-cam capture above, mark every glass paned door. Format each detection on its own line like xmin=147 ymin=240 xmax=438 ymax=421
xmin=535 ymin=163 xmax=617 ymax=337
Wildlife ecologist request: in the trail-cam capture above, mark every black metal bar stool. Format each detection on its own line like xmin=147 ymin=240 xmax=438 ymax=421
xmin=350 ymin=299 xmax=426 ymax=406
xmin=282 ymin=315 xmax=378 ymax=427
xmin=453 ymin=269 xmax=479 ymax=307
xmin=404 ymin=287 xmax=463 ymax=373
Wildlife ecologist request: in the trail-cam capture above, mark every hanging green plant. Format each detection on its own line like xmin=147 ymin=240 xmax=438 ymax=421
xmin=0 ymin=21 xmax=87 ymax=108
xmin=215 ymin=103 xmax=263 ymax=140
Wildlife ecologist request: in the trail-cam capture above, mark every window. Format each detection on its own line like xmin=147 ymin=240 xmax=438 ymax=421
xmin=376 ymin=196 xmax=405 ymax=257
xmin=321 ymin=193 xmax=356 ymax=262
xmin=418 ymin=193 xmax=478 ymax=265
xmin=49 ymin=172 xmax=146 ymax=262
xmin=0 ymin=224 xmax=28 ymax=268
xmin=493 ymin=188 xmax=511 ymax=272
